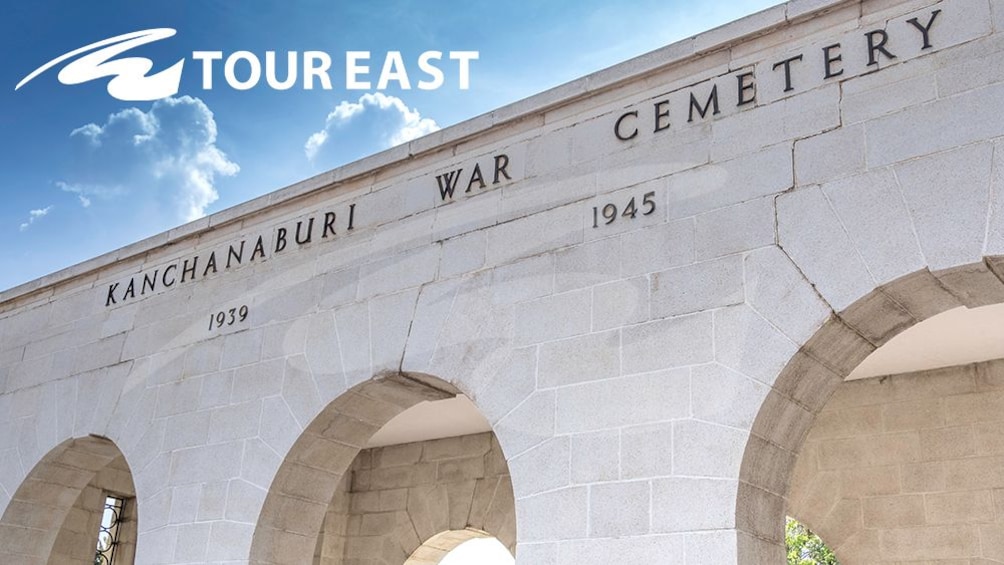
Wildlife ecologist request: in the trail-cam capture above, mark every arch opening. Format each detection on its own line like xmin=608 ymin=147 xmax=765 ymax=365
xmin=737 ymin=264 xmax=1004 ymax=563
xmin=251 ymin=372 xmax=517 ymax=565
xmin=404 ymin=529 xmax=514 ymax=565
xmin=0 ymin=435 xmax=137 ymax=565
xmin=784 ymin=516 xmax=837 ymax=565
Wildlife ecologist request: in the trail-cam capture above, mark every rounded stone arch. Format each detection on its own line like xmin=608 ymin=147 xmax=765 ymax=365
xmin=404 ymin=529 xmax=513 ymax=565
xmin=0 ymin=434 xmax=137 ymax=565
xmin=249 ymin=371 xmax=517 ymax=565
xmin=735 ymin=260 xmax=1004 ymax=562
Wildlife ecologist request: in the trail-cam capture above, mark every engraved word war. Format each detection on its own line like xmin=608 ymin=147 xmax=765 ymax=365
xmin=435 ymin=153 xmax=512 ymax=201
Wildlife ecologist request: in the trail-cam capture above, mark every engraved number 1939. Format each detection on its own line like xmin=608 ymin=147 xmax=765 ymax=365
xmin=209 ymin=305 xmax=249 ymax=331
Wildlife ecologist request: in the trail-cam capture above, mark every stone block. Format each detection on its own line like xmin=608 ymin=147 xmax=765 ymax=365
xmin=694 ymin=196 xmax=776 ymax=260
xmin=751 ymin=390 xmax=815 ymax=452
xmin=555 ymin=369 xmax=690 ymax=433
xmin=901 ymin=461 xmax=946 ymax=493
xmin=735 ymin=482 xmax=785 ymax=543
xmin=935 ymin=261 xmax=1004 ymax=308
xmin=517 ymin=542 xmax=556 ymax=565
xmin=436 ymin=456 xmax=485 ymax=483
xmin=400 ymin=280 xmax=460 ymax=374
xmin=357 ymin=245 xmax=440 ymax=300
xmin=555 ymin=534 xmax=685 ymax=565
xmin=554 ymin=237 xmax=621 ymax=292
xmin=619 ymin=219 xmax=695 ymax=277
xmin=862 ymin=494 xmax=926 ymax=528
xmin=168 ymin=442 xmax=243 ymax=486
xmin=800 ymin=316 xmax=875 ymax=377
xmin=161 ymin=411 xmax=211 ymax=451
xmin=816 ymin=498 xmax=861 ymax=548
xmin=823 ymin=168 xmax=927 ymax=286
xmin=897 ymin=143 xmax=993 ymax=270
xmin=468 ymin=345 xmax=537 ymax=426
xmin=879 ymin=269 xmax=962 ymax=322
xmin=982 ymin=523 xmax=1004 ymax=561
xmin=839 ymin=288 xmax=917 ymax=346
xmin=777 ymin=185 xmax=875 ymax=311
xmin=538 ymin=330 xmax=620 ymax=388
xmin=742 ymin=433 xmax=798 ymax=497
xmin=515 ymin=487 xmax=588 ymax=542
xmin=841 ymin=58 xmax=938 ymax=124
xmin=692 ymin=363 xmax=769 ymax=431
xmin=711 ymin=84 xmax=841 ymax=161
xmin=155 ymin=378 xmax=203 ymax=418
xmin=920 ymin=425 xmax=978 ymax=460
xmin=989 ymin=139 xmax=1004 ymax=255
xmin=621 ymin=312 xmax=713 ymax=374
xmin=592 ymin=276 xmax=649 ymax=331
xmin=485 ymin=203 xmax=583 ymax=267
xmin=976 ymin=421 xmax=1004 ymax=455
xmin=317 ymin=266 xmax=359 ymax=311
xmin=674 ymin=419 xmax=748 ymax=478
xmin=650 ymin=477 xmax=738 ymax=533
xmin=818 ymin=432 xmax=921 ymax=470
xmin=945 ymin=389 xmax=1004 ymax=425
xmin=943 ymin=456 xmax=1004 ymax=490
xmin=491 ymin=254 xmax=553 ymax=305
xmin=878 ymin=524 xmax=981 ymax=561
xmin=431 ymin=188 xmax=499 ymax=241
xmin=513 ymin=289 xmax=591 ymax=346
xmin=866 ymin=82 xmax=1004 ymax=168
xmin=439 ymin=231 xmax=486 ymax=279
xmin=620 ymin=422 xmax=673 ymax=479
xmin=494 ymin=390 xmax=554 ymax=458
xmin=882 ymin=397 xmax=945 ymax=432
xmin=666 ymin=142 xmax=793 ymax=220
xmin=651 ymin=255 xmax=744 ymax=318
xmin=714 ymin=304 xmax=799 ymax=387
xmin=794 ymin=124 xmax=867 ymax=186
xmin=588 ymin=481 xmax=650 ymax=537
xmin=926 ymin=490 xmax=995 ymax=524
xmin=508 ymin=437 xmax=569 ymax=498
xmin=501 ymin=171 xmax=598 ymax=227
xmin=744 ymin=246 xmax=831 ymax=345
xmin=570 ymin=430 xmax=620 ymax=483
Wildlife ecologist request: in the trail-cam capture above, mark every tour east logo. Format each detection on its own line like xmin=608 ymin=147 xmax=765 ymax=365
xmin=15 ymin=28 xmax=479 ymax=101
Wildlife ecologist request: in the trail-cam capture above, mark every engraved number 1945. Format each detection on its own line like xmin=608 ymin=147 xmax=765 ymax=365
xmin=592 ymin=191 xmax=656 ymax=228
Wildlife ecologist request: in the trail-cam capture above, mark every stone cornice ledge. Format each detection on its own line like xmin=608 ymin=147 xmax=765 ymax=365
xmin=0 ymin=0 xmax=855 ymax=308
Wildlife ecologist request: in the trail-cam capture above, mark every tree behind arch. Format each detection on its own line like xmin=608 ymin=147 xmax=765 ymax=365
xmin=786 ymin=517 xmax=838 ymax=565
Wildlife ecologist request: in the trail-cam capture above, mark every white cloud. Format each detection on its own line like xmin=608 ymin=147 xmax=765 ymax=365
xmin=62 ymin=96 xmax=239 ymax=222
xmin=19 ymin=206 xmax=52 ymax=231
xmin=55 ymin=181 xmax=93 ymax=207
xmin=305 ymin=93 xmax=439 ymax=165
xmin=303 ymin=130 xmax=329 ymax=161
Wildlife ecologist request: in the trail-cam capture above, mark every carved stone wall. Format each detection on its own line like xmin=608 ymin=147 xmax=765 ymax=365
xmin=49 ymin=455 xmax=137 ymax=565
xmin=789 ymin=359 xmax=1004 ymax=562
xmin=314 ymin=432 xmax=515 ymax=565
xmin=0 ymin=0 xmax=1002 ymax=563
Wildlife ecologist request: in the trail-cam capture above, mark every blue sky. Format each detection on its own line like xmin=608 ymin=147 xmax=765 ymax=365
xmin=1 ymin=0 xmax=782 ymax=291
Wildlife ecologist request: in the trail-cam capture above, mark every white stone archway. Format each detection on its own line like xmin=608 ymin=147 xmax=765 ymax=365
xmin=0 ymin=435 xmax=138 ymax=565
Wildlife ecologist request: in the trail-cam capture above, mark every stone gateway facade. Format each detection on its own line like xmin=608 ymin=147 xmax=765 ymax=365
xmin=2 ymin=0 xmax=1004 ymax=562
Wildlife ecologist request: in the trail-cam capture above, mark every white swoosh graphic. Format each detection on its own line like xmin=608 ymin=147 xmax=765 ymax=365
xmin=16 ymin=28 xmax=184 ymax=101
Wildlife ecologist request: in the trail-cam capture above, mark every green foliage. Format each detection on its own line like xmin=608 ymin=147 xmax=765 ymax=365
xmin=786 ymin=517 xmax=838 ymax=565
